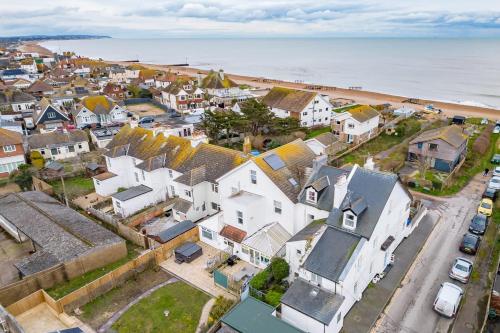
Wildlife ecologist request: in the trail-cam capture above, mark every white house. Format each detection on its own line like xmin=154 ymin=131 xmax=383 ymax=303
xmin=280 ymin=163 xmax=418 ymax=333
xmin=331 ymin=105 xmax=380 ymax=144
xmin=20 ymin=59 xmax=38 ymax=74
xmin=262 ymin=87 xmax=332 ymax=128
xmin=198 ymin=139 xmax=321 ymax=268
xmin=27 ymin=130 xmax=90 ymax=161
xmin=72 ymin=95 xmax=127 ymax=128
xmin=305 ymin=132 xmax=338 ymax=156
xmin=94 ymin=126 xmax=247 ymax=218
xmin=201 ymin=70 xmax=253 ymax=108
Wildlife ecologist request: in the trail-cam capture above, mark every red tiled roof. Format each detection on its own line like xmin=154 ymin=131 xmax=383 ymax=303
xmin=220 ymin=225 xmax=247 ymax=243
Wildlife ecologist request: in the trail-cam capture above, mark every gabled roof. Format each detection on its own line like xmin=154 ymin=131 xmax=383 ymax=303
xmin=201 ymin=70 xmax=238 ymax=89
xmin=311 ymin=132 xmax=337 ymax=146
xmin=303 ymin=226 xmax=362 ymax=283
xmin=27 ymin=80 xmax=54 ymax=93
xmin=34 ymin=98 xmax=70 ymax=124
xmin=261 ymin=87 xmax=316 ymax=113
xmin=410 ymin=125 xmax=467 ymax=148
xmin=0 ymin=128 xmax=23 ymax=146
xmin=252 ymin=139 xmax=316 ymax=203
xmin=299 ymin=166 xmax=348 ymax=211
xmin=347 ymin=105 xmax=380 ymax=123
xmin=11 ymin=90 xmax=36 ymax=103
xmin=220 ymin=225 xmax=247 ymax=243
xmin=281 ymin=278 xmax=344 ymax=325
xmin=80 ymin=95 xmax=117 ymax=113
xmin=112 ymin=185 xmax=152 ymax=202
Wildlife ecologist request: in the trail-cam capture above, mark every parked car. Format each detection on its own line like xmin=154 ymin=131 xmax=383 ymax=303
xmin=449 ymin=258 xmax=473 ymax=283
xmin=494 ymin=126 xmax=500 ymax=134
xmin=433 ymin=282 xmax=463 ymax=317
xmin=482 ymin=187 xmax=497 ymax=200
xmin=478 ymin=198 xmax=493 ymax=217
xmin=481 ymin=118 xmax=489 ymax=125
xmin=492 ymin=154 xmax=500 ymax=164
xmin=494 ymin=167 xmax=500 ymax=177
xmin=459 ymin=234 xmax=481 ymax=255
xmin=138 ymin=116 xmax=155 ymax=124
xmin=488 ymin=177 xmax=500 ymax=190
xmin=469 ymin=214 xmax=488 ymax=235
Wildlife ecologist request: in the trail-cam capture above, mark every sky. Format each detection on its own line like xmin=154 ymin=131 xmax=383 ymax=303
xmin=1 ymin=0 xmax=500 ymax=38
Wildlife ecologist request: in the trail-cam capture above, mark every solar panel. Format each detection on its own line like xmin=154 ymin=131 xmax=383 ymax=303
xmin=263 ymin=153 xmax=285 ymax=170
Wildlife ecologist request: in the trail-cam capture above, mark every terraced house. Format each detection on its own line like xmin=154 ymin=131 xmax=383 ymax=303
xmin=94 ymin=126 xmax=248 ymax=219
xmin=262 ymin=87 xmax=333 ymax=128
xmin=72 ymin=95 xmax=127 ymax=128
xmin=0 ymin=128 xmax=25 ymax=177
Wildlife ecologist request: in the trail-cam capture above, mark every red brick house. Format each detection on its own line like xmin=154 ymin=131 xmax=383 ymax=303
xmin=0 ymin=128 xmax=25 ymax=178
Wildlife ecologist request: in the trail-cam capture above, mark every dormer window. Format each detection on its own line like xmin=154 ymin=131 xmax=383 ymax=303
xmin=306 ymin=188 xmax=317 ymax=203
xmin=343 ymin=212 xmax=357 ymax=230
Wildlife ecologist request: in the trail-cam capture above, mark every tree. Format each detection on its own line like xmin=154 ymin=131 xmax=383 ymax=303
xmin=199 ymin=109 xmax=224 ymax=143
xmin=200 ymin=109 xmax=242 ymax=145
xmin=270 ymin=258 xmax=289 ymax=282
xmin=126 ymin=84 xmax=141 ymax=98
xmin=271 ymin=116 xmax=301 ymax=135
xmin=30 ymin=151 xmax=44 ymax=169
xmin=10 ymin=164 xmax=34 ymax=191
xmin=239 ymin=99 xmax=275 ymax=136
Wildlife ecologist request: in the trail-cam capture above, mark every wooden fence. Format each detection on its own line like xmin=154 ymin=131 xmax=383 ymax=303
xmin=4 ymin=226 xmax=200 ymax=316
xmin=442 ymin=156 xmax=467 ymax=188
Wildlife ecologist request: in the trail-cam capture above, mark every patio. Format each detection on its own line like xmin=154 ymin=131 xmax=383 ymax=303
xmin=159 ymin=242 xmax=256 ymax=300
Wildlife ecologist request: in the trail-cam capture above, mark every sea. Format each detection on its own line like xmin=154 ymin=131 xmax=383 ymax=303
xmin=41 ymin=38 xmax=500 ymax=109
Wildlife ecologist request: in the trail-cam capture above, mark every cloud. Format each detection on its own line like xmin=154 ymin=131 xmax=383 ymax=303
xmin=0 ymin=0 xmax=500 ymax=37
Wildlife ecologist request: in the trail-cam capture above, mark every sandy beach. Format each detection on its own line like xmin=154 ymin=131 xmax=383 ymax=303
xmin=30 ymin=41 xmax=500 ymax=120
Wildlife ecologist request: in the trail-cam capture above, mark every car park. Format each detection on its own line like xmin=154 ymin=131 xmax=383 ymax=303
xmin=488 ymin=177 xmax=500 ymax=190
xmin=482 ymin=187 xmax=497 ymax=200
xmin=433 ymin=282 xmax=463 ymax=317
xmin=478 ymin=198 xmax=493 ymax=216
xmin=459 ymin=234 xmax=481 ymax=255
xmin=469 ymin=214 xmax=488 ymax=235
xmin=449 ymin=258 xmax=473 ymax=283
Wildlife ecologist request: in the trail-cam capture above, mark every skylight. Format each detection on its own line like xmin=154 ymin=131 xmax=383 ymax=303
xmin=263 ymin=153 xmax=285 ymax=170
xmin=288 ymin=177 xmax=298 ymax=187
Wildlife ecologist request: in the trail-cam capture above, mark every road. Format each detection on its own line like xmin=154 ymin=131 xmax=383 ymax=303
xmin=373 ymin=174 xmax=487 ymax=333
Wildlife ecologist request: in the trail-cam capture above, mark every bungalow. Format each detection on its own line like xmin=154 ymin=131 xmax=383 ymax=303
xmin=0 ymin=90 xmax=36 ymax=112
xmin=408 ymin=125 xmax=468 ymax=172
xmin=305 ymin=132 xmax=338 ymax=156
xmin=72 ymin=95 xmax=127 ymax=128
xmin=27 ymin=130 xmax=90 ymax=160
xmin=26 ymin=80 xmax=55 ymax=98
xmin=161 ymin=79 xmax=205 ymax=115
xmin=0 ymin=128 xmax=25 ymax=177
xmin=201 ymin=69 xmax=253 ymax=108
xmin=198 ymin=139 xmax=320 ymax=268
xmin=262 ymin=87 xmax=332 ymax=128
xmin=331 ymin=105 xmax=380 ymax=144
xmin=280 ymin=164 xmax=415 ymax=333
xmin=32 ymin=98 xmax=70 ymax=130
xmin=7 ymin=78 xmax=32 ymax=90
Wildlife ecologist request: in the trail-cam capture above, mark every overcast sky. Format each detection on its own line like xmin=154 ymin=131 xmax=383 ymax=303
xmin=1 ymin=0 xmax=500 ymax=38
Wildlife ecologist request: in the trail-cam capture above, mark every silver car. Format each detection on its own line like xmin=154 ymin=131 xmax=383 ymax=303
xmin=449 ymin=257 xmax=473 ymax=283
xmin=488 ymin=177 xmax=500 ymax=191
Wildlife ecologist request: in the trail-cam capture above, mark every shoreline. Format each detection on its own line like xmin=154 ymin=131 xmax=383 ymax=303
xmin=33 ymin=41 xmax=500 ymax=120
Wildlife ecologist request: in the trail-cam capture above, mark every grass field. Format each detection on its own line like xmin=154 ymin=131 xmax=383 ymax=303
xmin=46 ymin=243 xmax=140 ymax=299
xmin=112 ymin=281 xmax=210 ymax=333
xmin=49 ymin=176 xmax=95 ymax=199
xmin=305 ymin=126 xmax=331 ymax=139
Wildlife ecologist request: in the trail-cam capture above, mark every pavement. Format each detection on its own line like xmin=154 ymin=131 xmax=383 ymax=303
xmin=373 ymin=173 xmax=486 ymax=333
xmin=342 ymin=212 xmax=438 ymax=333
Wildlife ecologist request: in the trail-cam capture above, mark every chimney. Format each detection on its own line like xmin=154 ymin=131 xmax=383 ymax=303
xmin=364 ymin=157 xmax=375 ymax=171
xmin=333 ymin=174 xmax=348 ymax=209
xmin=243 ymin=136 xmax=252 ymax=155
xmin=219 ymin=69 xmax=224 ymax=80
xmin=312 ymin=155 xmax=327 ymax=174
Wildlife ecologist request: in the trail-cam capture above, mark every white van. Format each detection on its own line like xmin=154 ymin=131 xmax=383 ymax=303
xmin=433 ymin=282 xmax=463 ymax=317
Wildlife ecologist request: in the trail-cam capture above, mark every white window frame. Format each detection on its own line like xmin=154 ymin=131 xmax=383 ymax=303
xmin=212 ymin=183 xmax=218 ymax=193
xmin=250 ymin=170 xmax=257 ymax=184
xmin=274 ymin=200 xmax=282 ymax=214
xmin=306 ymin=188 xmax=317 ymax=203
xmin=3 ymin=145 xmax=16 ymax=153
xmin=344 ymin=212 xmax=356 ymax=229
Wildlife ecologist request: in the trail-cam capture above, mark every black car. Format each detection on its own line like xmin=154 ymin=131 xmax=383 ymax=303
xmin=469 ymin=214 xmax=488 ymax=235
xmin=459 ymin=234 xmax=481 ymax=255
xmin=482 ymin=187 xmax=497 ymax=200
xmin=138 ymin=116 xmax=155 ymax=124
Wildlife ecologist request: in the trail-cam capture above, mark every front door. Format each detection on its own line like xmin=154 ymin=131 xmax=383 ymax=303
xmin=347 ymin=134 xmax=354 ymax=144
xmin=250 ymin=249 xmax=261 ymax=266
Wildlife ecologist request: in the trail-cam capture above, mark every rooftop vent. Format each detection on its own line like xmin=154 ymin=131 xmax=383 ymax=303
xmin=310 ymin=288 xmax=319 ymax=297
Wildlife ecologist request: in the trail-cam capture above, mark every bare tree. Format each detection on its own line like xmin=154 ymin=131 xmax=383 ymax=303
xmin=416 ymin=154 xmax=432 ymax=179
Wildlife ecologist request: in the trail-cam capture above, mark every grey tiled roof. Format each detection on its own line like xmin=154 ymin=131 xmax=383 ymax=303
xmin=0 ymin=192 xmax=123 ymax=276
xmin=314 ymin=132 xmax=337 ymax=146
xmin=27 ymin=130 xmax=88 ymax=149
xmin=173 ymin=198 xmax=193 ymax=214
xmin=151 ymin=220 xmax=196 ymax=243
xmin=303 ymin=226 xmax=361 ymax=283
xmin=281 ymin=278 xmax=344 ymax=325
xmin=299 ymin=166 xmax=349 ymax=211
xmin=112 ymin=185 xmax=152 ymax=202
xmin=326 ymin=167 xmax=399 ymax=239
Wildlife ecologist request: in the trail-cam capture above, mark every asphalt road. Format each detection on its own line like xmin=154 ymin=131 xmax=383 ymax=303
xmin=373 ymin=174 xmax=487 ymax=333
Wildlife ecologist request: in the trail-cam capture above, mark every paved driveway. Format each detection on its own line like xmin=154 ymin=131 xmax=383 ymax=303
xmin=373 ymin=174 xmax=486 ymax=333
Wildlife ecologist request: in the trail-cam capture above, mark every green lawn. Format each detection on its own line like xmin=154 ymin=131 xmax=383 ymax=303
xmin=305 ymin=126 xmax=331 ymax=140
xmin=332 ymin=104 xmax=360 ymax=113
xmin=46 ymin=243 xmax=140 ymax=299
xmin=112 ymin=281 xmax=210 ymax=333
xmin=338 ymin=117 xmax=422 ymax=166
xmin=49 ymin=176 xmax=95 ymax=199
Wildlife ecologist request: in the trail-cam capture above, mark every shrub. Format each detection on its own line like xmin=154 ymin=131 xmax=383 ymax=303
xmin=250 ymin=270 xmax=270 ymax=290
xmin=207 ymin=296 xmax=234 ymax=327
xmin=473 ymin=126 xmax=492 ymax=155
xmin=270 ymin=258 xmax=289 ymax=282
xmin=265 ymin=290 xmax=283 ymax=307
xmin=30 ymin=151 xmax=44 ymax=169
